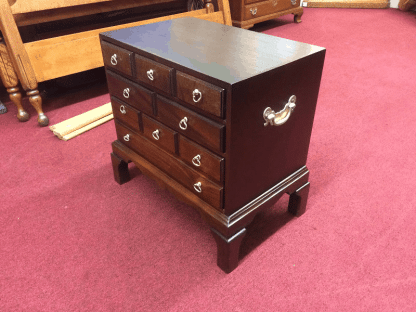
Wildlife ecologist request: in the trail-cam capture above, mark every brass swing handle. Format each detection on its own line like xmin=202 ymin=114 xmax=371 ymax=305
xmin=263 ymin=95 xmax=297 ymax=127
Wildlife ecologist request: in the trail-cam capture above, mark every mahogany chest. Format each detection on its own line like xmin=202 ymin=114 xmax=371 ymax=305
xmin=229 ymin=0 xmax=304 ymax=29
xmin=99 ymin=17 xmax=325 ymax=273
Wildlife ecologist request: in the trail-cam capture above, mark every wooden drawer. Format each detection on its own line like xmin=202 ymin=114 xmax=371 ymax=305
xmin=178 ymin=136 xmax=224 ymax=184
xmin=142 ymin=114 xmax=178 ymax=155
xmin=245 ymin=0 xmax=298 ymax=20
xmin=135 ymin=55 xmax=173 ymax=94
xmin=111 ymin=97 xmax=142 ymax=132
xmin=106 ymin=71 xmax=155 ymax=116
xmin=176 ymin=71 xmax=225 ymax=118
xmin=101 ymin=41 xmax=133 ymax=76
xmin=156 ymin=96 xmax=225 ymax=153
xmin=115 ymin=121 xmax=223 ymax=210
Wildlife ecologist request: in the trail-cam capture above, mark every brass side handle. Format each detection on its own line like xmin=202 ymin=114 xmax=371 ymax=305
xmin=263 ymin=95 xmax=297 ymax=127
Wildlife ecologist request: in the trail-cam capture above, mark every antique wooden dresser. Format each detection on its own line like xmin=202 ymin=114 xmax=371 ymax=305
xmin=99 ymin=17 xmax=325 ymax=273
xmin=229 ymin=0 xmax=304 ymax=29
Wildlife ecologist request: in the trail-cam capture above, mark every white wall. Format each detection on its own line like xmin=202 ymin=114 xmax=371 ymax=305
xmin=390 ymin=0 xmax=399 ymax=8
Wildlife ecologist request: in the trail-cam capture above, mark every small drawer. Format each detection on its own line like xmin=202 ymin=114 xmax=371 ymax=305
xmin=245 ymin=0 xmax=297 ymax=20
xmin=135 ymin=55 xmax=173 ymax=94
xmin=101 ymin=41 xmax=133 ymax=76
xmin=142 ymin=114 xmax=178 ymax=155
xmin=178 ymin=136 xmax=224 ymax=184
xmin=106 ymin=71 xmax=155 ymax=116
xmin=156 ymin=96 xmax=225 ymax=153
xmin=111 ymin=97 xmax=141 ymax=132
xmin=176 ymin=71 xmax=225 ymax=118
xmin=115 ymin=121 xmax=223 ymax=210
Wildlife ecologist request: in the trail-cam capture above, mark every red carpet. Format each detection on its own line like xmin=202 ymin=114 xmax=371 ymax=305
xmin=1 ymin=8 xmax=416 ymax=311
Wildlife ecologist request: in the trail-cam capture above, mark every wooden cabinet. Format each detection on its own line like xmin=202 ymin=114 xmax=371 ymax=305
xmin=100 ymin=17 xmax=325 ymax=273
xmin=229 ymin=0 xmax=304 ymax=29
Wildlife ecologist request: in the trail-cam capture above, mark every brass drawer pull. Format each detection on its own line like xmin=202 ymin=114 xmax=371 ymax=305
xmin=192 ymin=89 xmax=202 ymax=103
xmin=192 ymin=154 xmax=202 ymax=167
xmin=111 ymin=54 xmax=118 ymax=65
xmin=179 ymin=117 xmax=188 ymax=130
xmin=147 ymin=69 xmax=154 ymax=81
xmin=193 ymin=182 xmax=202 ymax=193
xmin=291 ymin=0 xmax=296 ymax=4
xmin=273 ymin=0 xmax=278 ymax=6
xmin=263 ymin=95 xmax=296 ymax=127
xmin=123 ymin=134 xmax=130 ymax=141
xmin=120 ymin=105 xmax=126 ymax=114
xmin=250 ymin=8 xmax=257 ymax=15
xmin=123 ymin=88 xmax=130 ymax=99
xmin=152 ymin=129 xmax=160 ymax=140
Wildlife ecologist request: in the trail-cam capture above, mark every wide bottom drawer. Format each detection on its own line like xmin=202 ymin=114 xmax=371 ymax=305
xmin=115 ymin=120 xmax=224 ymax=210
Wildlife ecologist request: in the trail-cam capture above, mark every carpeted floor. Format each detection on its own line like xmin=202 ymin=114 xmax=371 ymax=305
xmin=1 ymin=8 xmax=416 ymax=312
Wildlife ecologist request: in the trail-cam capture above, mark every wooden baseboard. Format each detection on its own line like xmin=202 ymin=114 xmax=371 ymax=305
xmin=305 ymin=0 xmax=390 ymax=8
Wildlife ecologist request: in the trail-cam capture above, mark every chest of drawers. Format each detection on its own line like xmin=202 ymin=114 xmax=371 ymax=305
xmin=229 ymin=0 xmax=304 ymax=29
xmin=100 ymin=17 xmax=325 ymax=273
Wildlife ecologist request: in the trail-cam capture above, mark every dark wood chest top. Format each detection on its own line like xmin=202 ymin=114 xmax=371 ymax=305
xmin=101 ymin=17 xmax=325 ymax=84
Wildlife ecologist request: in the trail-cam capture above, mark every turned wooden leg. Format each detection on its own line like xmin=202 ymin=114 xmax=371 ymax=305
xmin=211 ymin=228 xmax=247 ymax=273
xmin=111 ymin=152 xmax=130 ymax=185
xmin=27 ymin=90 xmax=48 ymax=126
xmin=0 ymin=39 xmax=29 ymax=121
xmin=294 ymin=8 xmax=304 ymax=23
xmin=288 ymin=181 xmax=310 ymax=216
xmin=7 ymin=86 xmax=29 ymax=121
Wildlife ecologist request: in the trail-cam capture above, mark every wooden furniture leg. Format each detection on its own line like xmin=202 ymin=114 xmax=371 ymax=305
xmin=111 ymin=152 xmax=131 ymax=185
xmin=8 ymin=87 xmax=29 ymax=121
xmin=294 ymin=8 xmax=304 ymax=23
xmin=288 ymin=181 xmax=310 ymax=217
xmin=27 ymin=90 xmax=48 ymax=126
xmin=211 ymin=228 xmax=247 ymax=273
xmin=0 ymin=38 xmax=29 ymax=122
xmin=0 ymin=0 xmax=48 ymax=126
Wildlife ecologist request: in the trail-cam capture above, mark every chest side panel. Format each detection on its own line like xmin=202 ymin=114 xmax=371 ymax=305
xmin=224 ymin=51 xmax=325 ymax=215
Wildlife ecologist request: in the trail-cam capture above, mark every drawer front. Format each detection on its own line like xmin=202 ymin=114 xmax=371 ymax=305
xmin=245 ymin=0 xmax=298 ymax=20
xmin=111 ymin=97 xmax=141 ymax=131
xmin=135 ymin=55 xmax=173 ymax=94
xmin=176 ymin=71 xmax=225 ymax=118
xmin=101 ymin=41 xmax=133 ymax=76
xmin=178 ymin=136 xmax=224 ymax=184
xmin=156 ymin=96 xmax=225 ymax=153
xmin=106 ymin=71 xmax=155 ymax=116
xmin=115 ymin=121 xmax=223 ymax=210
xmin=142 ymin=114 xmax=178 ymax=155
